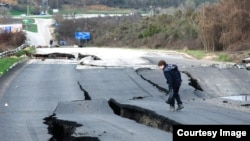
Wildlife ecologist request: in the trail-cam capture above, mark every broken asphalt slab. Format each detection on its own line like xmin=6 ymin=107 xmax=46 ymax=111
xmin=44 ymin=99 xmax=172 ymax=141
xmin=183 ymin=67 xmax=250 ymax=98
xmin=44 ymin=67 xmax=250 ymax=140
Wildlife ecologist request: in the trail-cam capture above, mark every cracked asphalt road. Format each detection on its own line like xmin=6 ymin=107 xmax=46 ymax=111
xmin=0 ymin=62 xmax=83 ymax=140
xmin=0 ymin=47 xmax=249 ymax=141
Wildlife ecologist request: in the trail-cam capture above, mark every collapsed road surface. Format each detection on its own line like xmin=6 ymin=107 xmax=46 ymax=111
xmin=0 ymin=47 xmax=249 ymax=141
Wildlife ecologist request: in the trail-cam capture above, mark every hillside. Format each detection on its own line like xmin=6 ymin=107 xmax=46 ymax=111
xmin=1 ymin=0 xmax=249 ymax=63
xmin=53 ymin=0 xmax=250 ymax=63
xmin=1 ymin=0 xmax=216 ymax=9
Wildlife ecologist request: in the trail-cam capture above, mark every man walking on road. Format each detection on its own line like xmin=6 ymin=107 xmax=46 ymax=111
xmin=49 ymin=39 xmax=53 ymax=48
xmin=158 ymin=60 xmax=184 ymax=111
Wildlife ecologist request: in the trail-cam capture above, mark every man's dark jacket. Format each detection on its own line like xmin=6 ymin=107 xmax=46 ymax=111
xmin=163 ymin=64 xmax=182 ymax=90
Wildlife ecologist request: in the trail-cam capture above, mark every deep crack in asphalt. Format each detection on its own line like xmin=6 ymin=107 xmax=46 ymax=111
xmin=135 ymin=68 xmax=169 ymax=94
xmin=135 ymin=68 xmax=204 ymax=94
xmin=43 ymin=114 xmax=100 ymax=141
xmin=108 ymin=98 xmax=181 ymax=132
xmin=77 ymin=81 xmax=91 ymax=100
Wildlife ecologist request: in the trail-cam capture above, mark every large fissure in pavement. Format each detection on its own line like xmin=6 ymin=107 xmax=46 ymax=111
xmin=181 ymin=71 xmax=203 ymax=91
xmin=135 ymin=68 xmax=169 ymax=94
xmin=108 ymin=98 xmax=181 ymax=132
xmin=135 ymin=68 xmax=203 ymax=93
xmin=43 ymin=114 xmax=100 ymax=141
xmin=77 ymin=81 xmax=91 ymax=100
xmin=33 ymin=53 xmax=101 ymax=61
xmin=33 ymin=53 xmax=75 ymax=59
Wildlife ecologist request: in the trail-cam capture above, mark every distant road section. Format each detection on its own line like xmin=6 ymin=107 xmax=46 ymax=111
xmin=25 ymin=18 xmax=54 ymax=47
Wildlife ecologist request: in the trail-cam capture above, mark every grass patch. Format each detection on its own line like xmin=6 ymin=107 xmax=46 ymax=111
xmin=0 ymin=47 xmax=34 ymax=76
xmin=10 ymin=10 xmax=24 ymax=16
xmin=59 ymin=8 xmax=131 ymax=15
xmin=184 ymin=50 xmax=207 ymax=59
xmin=0 ymin=57 xmax=20 ymax=75
xmin=85 ymin=10 xmax=131 ymax=14
xmin=217 ymin=53 xmax=232 ymax=62
xmin=182 ymin=50 xmax=233 ymax=62
xmin=25 ymin=24 xmax=38 ymax=32
xmin=25 ymin=15 xmax=53 ymax=19
xmin=23 ymin=19 xmax=37 ymax=32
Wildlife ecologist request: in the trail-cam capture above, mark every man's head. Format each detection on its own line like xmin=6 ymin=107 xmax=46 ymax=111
xmin=158 ymin=60 xmax=167 ymax=70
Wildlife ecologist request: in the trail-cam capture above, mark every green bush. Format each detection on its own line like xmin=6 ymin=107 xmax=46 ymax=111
xmin=140 ymin=24 xmax=162 ymax=38
xmin=15 ymin=47 xmax=34 ymax=57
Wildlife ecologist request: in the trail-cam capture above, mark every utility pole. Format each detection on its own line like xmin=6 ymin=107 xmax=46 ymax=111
xmin=41 ymin=0 xmax=48 ymax=14
xmin=26 ymin=0 xmax=29 ymax=15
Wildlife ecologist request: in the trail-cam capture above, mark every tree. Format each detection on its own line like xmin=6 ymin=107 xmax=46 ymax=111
xmin=198 ymin=0 xmax=250 ymax=51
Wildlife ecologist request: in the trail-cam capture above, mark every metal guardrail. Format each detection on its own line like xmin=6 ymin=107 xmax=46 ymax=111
xmin=0 ymin=44 xmax=29 ymax=58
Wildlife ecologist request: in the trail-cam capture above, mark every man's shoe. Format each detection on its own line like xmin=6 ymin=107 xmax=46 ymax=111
xmin=169 ymin=106 xmax=175 ymax=112
xmin=176 ymin=104 xmax=184 ymax=111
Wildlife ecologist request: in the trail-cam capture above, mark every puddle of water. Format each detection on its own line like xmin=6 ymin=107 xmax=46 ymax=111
xmin=222 ymin=94 xmax=250 ymax=102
